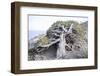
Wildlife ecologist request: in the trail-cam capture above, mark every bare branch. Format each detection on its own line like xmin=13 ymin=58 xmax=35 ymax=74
xmin=61 ymin=26 xmax=68 ymax=32
xmin=52 ymin=32 xmax=60 ymax=37
xmin=40 ymin=38 xmax=60 ymax=48
xmin=65 ymin=43 xmax=72 ymax=50
xmin=51 ymin=30 xmax=61 ymax=33
xmin=68 ymin=23 xmax=73 ymax=33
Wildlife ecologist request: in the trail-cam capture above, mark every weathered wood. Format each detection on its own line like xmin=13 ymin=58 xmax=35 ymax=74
xmin=57 ymin=32 xmax=66 ymax=59
xmin=40 ymin=38 xmax=60 ymax=47
xmin=56 ymin=24 xmax=73 ymax=58
xmin=68 ymin=24 xmax=73 ymax=33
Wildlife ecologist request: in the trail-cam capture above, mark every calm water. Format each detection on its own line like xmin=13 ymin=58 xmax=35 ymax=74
xmin=28 ymin=31 xmax=46 ymax=40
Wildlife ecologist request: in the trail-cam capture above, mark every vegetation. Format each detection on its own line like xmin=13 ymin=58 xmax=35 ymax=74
xmin=37 ymin=35 xmax=49 ymax=46
xmin=28 ymin=20 xmax=88 ymax=60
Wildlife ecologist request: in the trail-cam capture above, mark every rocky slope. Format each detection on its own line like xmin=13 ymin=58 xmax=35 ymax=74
xmin=28 ymin=20 xmax=88 ymax=61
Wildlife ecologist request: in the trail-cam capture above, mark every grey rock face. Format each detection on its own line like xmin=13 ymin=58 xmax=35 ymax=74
xmin=28 ymin=20 xmax=88 ymax=61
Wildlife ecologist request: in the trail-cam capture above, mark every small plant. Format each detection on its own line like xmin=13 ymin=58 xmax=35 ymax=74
xmin=37 ymin=36 xmax=49 ymax=46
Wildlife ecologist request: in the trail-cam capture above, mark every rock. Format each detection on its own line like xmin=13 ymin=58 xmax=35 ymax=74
xmin=28 ymin=20 xmax=88 ymax=60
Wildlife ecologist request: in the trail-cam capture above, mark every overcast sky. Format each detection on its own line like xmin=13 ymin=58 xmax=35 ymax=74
xmin=29 ymin=15 xmax=88 ymax=32
xmin=28 ymin=15 xmax=88 ymax=39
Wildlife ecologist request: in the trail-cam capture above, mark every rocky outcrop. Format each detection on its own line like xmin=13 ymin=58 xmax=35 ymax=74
xmin=28 ymin=20 xmax=88 ymax=61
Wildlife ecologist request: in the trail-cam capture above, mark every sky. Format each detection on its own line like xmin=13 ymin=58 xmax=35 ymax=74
xmin=28 ymin=15 xmax=88 ymax=40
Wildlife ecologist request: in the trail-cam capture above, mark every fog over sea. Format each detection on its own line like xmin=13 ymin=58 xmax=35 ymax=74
xmin=29 ymin=31 xmax=46 ymax=40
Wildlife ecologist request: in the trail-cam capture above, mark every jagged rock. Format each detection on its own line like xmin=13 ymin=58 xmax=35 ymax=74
xmin=28 ymin=20 xmax=88 ymax=60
